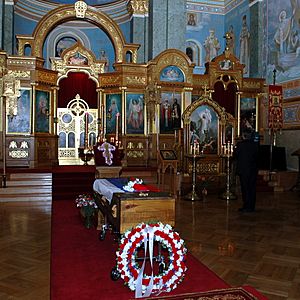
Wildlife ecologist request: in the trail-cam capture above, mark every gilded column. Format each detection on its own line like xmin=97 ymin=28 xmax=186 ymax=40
xmin=97 ymin=88 xmax=104 ymax=141
xmin=183 ymin=87 xmax=193 ymax=111
xmin=31 ymin=83 xmax=37 ymax=134
xmin=52 ymin=86 xmax=59 ymax=135
xmin=119 ymin=86 xmax=127 ymax=135
xmin=237 ymin=92 xmax=243 ymax=136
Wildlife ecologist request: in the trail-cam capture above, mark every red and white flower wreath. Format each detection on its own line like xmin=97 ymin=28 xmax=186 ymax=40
xmin=116 ymin=222 xmax=187 ymax=295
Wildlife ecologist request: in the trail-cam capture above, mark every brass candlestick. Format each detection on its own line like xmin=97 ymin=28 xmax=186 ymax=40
xmin=220 ymin=142 xmax=236 ymax=202
xmin=185 ymin=143 xmax=204 ymax=201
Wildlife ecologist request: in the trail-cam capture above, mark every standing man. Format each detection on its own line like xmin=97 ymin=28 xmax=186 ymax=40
xmin=234 ymin=130 xmax=259 ymax=212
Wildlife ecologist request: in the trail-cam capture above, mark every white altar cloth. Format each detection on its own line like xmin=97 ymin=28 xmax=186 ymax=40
xmin=93 ymin=179 xmax=124 ymax=203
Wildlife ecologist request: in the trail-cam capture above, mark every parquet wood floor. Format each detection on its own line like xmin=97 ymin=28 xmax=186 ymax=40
xmin=0 ymin=175 xmax=300 ymax=300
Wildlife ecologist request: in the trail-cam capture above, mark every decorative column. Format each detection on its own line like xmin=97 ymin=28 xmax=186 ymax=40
xmin=31 ymin=83 xmax=37 ymax=134
xmin=52 ymin=86 xmax=59 ymax=135
xmin=249 ymin=0 xmax=264 ymax=78
xmin=128 ymin=0 xmax=149 ymax=63
xmin=236 ymin=92 xmax=242 ymax=136
xmin=2 ymin=0 xmax=14 ymax=54
xmin=119 ymin=86 xmax=127 ymax=135
xmin=97 ymin=88 xmax=104 ymax=142
xmin=148 ymin=0 xmax=186 ymax=59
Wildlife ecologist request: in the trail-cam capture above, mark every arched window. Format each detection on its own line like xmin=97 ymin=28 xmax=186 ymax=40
xmin=185 ymin=40 xmax=202 ymax=66
xmin=126 ymin=51 xmax=133 ymax=63
xmin=186 ymin=47 xmax=193 ymax=62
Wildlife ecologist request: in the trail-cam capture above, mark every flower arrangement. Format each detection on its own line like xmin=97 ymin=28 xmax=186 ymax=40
xmin=75 ymin=194 xmax=98 ymax=228
xmin=115 ymin=222 xmax=187 ymax=297
xmin=123 ymin=178 xmax=143 ymax=192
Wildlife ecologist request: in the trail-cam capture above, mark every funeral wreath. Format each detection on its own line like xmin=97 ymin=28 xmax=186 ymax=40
xmin=114 ymin=222 xmax=187 ymax=297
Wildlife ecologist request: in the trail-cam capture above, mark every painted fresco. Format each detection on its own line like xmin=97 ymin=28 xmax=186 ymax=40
xmin=160 ymin=66 xmax=184 ymax=82
xmin=224 ymin=0 xmax=250 ymax=76
xmin=126 ymin=93 xmax=144 ymax=134
xmin=267 ymin=0 xmax=300 ymax=83
xmin=7 ymin=89 xmax=31 ymax=134
xmin=186 ymin=11 xmax=224 ymax=69
xmin=55 ymin=36 xmax=77 ymax=57
xmin=189 ymin=105 xmax=218 ymax=154
xmin=106 ymin=94 xmax=121 ymax=134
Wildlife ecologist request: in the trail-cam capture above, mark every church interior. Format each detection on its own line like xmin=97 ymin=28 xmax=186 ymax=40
xmin=1 ymin=0 xmax=300 ymax=299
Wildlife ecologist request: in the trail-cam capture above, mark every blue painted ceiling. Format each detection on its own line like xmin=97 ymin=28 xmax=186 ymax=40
xmin=36 ymin=0 xmax=119 ymax=5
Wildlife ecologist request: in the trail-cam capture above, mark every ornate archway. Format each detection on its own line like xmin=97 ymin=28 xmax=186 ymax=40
xmin=16 ymin=2 xmax=139 ymax=63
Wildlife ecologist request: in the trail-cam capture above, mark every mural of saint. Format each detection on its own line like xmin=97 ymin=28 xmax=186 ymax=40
xmin=239 ymin=15 xmax=250 ymax=74
xmin=187 ymin=13 xmax=196 ymax=26
xmin=204 ymin=29 xmax=221 ymax=62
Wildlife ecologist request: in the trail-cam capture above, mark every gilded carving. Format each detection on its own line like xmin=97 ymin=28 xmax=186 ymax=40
xmin=51 ymin=42 xmax=104 ymax=79
xmin=197 ymin=162 xmax=219 ymax=173
xmin=8 ymin=70 xmax=30 ymax=79
xmin=74 ymin=1 xmax=87 ymax=18
xmin=157 ymin=54 xmax=188 ymax=75
xmin=125 ymin=76 xmax=146 ymax=85
xmin=37 ymin=70 xmax=57 ymax=84
xmin=243 ymin=80 xmax=262 ymax=89
xmin=194 ymin=77 xmax=209 ymax=86
xmin=128 ymin=0 xmax=148 ymax=15
xmin=127 ymin=150 xmax=144 ymax=158
xmin=26 ymin=6 xmax=125 ymax=62
xmin=101 ymin=76 xmax=120 ymax=85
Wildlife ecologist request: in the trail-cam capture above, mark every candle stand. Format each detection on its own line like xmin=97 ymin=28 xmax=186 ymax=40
xmin=220 ymin=142 xmax=236 ymax=202
xmin=78 ymin=147 xmax=94 ymax=165
xmin=184 ymin=153 xmax=204 ymax=201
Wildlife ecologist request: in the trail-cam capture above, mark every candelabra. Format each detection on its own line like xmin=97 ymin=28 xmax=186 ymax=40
xmin=184 ymin=142 xmax=204 ymax=201
xmin=220 ymin=141 xmax=236 ymax=201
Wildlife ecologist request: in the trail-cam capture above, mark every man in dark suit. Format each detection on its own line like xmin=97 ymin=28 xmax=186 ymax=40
xmin=234 ymin=130 xmax=259 ymax=212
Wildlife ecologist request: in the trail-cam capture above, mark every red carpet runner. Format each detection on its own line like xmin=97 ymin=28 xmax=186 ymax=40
xmin=51 ymin=200 xmax=265 ymax=300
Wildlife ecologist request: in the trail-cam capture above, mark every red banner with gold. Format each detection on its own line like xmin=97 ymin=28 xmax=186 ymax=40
xmin=268 ymin=85 xmax=283 ymax=129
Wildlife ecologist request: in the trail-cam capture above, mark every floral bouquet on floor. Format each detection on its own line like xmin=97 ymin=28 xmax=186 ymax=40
xmin=75 ymin=194 xmax=98 ymax=228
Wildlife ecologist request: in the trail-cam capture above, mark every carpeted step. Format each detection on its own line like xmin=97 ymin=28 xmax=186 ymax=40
xmin=52 ymin=166 xmax=96 ymax=201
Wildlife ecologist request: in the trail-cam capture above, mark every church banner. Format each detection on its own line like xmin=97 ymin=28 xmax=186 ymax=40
xmin=268 ymin=85 xmax=283 ymax=129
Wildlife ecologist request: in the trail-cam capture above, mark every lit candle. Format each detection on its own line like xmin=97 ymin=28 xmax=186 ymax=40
xmin=85 ymin=112 xmax=89 ymax=147
xmin=116 ymin=112 xmax=120 ymax=142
